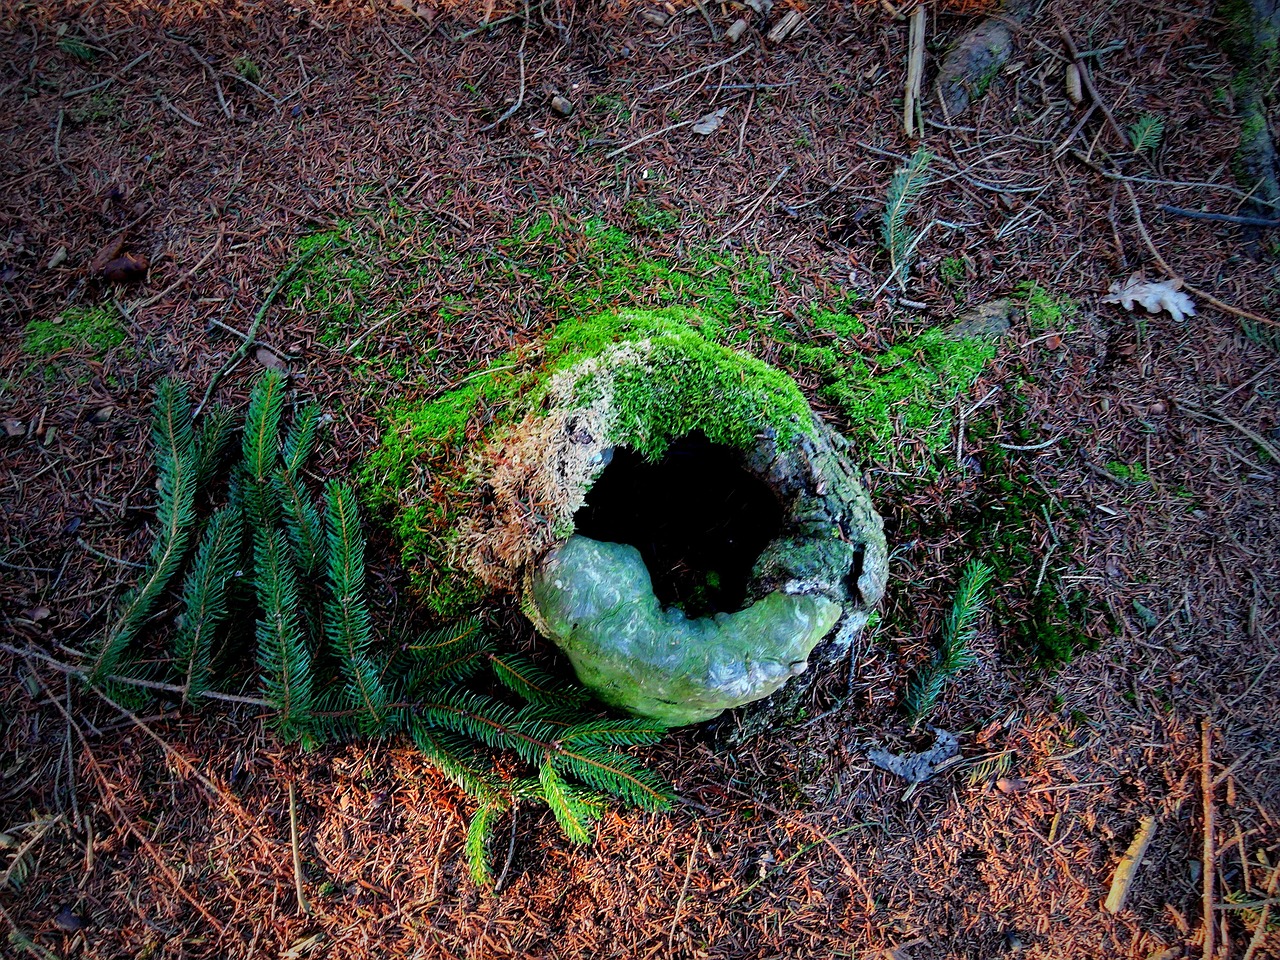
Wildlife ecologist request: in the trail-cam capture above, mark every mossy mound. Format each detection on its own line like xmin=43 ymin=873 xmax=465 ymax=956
xmin=362 ymin=309 xmax=814 ymax=616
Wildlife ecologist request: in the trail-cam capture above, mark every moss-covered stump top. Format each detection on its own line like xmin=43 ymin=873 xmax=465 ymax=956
xmin=529 ymin=537 xmax=842 ymax=725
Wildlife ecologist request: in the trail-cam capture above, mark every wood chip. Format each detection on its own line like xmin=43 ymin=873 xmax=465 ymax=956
xmin=767 ymin=9 xmax=804 ymax=43
xmin=1104 ymin=816 xmax=1157 ymax=913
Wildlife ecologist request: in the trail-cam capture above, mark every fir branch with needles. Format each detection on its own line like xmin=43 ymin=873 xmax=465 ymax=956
xmin=881 ymin=145 xmax=933 ymax=291
xmin=91 ymin=379 xmax=200 ymax=681
xmin=173 ymin=505 xmax=242 ymax=702
xmin=903 ymin=559 xmax=994 ymax=726
xmin=77 ymin=369 xmax=675 ymax=886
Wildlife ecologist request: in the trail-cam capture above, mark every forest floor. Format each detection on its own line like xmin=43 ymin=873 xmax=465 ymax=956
xmin=2 ymin=0 xmax=1279 ymax=957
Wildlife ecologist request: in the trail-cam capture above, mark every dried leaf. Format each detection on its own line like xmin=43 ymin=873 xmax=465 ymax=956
xmin=867 ymin=728 xmax=959 ymax=784
xmin=255 ymin=347 xmax=288 ymax=372
xmin=1101 ymin=274 xmax=1196 ymax=322
xmin=691 ymin=107 xmax=729 ymax=136
xmin=89 ymin=236 xmax=125 ymax=274
xmin=101 ymin=252 xmax=148 ymax=283
xmin=391 ymin=0 xmax=436 ymax=21
xmin=2 ymin=419 xmax=24 ymax=437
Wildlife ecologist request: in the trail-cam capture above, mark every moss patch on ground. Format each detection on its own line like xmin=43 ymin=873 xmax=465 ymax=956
xmin=23 ymin=304 xmax=125 ymax=358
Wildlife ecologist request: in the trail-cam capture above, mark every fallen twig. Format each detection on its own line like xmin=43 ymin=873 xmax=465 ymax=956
xmin=1119 ymin=179 xmax=1278 ymax=328
xmin=649 ymin=45 xmax=752 ymax=94
xmin=131 ymin=225 xmax=225 ymax=310
xmin=1159 ymin=204 xmax=1280 ymax=228
xmin=716 ymin=164 xmax=790 ymax=244
xmin=1056 ymin=17 xmax=1129 ymax=151
xmin=1104 ymin=816 xmax=1157 ymax=913
xmin=185 ymin=44 xmax=232 ymax=119
xmin=477 ymin=0 xmax=529 ymax=132
xmin=0 ymin=640 xmax=273 ymax=707
xmin=1201 ymin=720 xmax=1216 ymax=960
xmin=195 ymin=242 xmax=329 ymax=416
xmin=903 ymin=5 xmax=925 ymax=138
xmin=289 ymin=782 xmax=310 ymax=915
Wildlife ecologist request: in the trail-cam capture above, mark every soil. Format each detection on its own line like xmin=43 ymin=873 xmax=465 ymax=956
xmin=2 ymin=1 xmax=1279 ymax=958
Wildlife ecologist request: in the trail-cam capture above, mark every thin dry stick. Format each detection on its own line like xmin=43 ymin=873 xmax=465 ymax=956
xmin=1202 ymin=720 xmax=1216 ymax=960
xmin=494 ymin=805 xmax=519 ymax=893
xmin=1056 ymin=18 xmax=1129 ymax=150
xmin=131 ymin=225 xmax=225 ymax=310
xmin=716 ymin=164 xmax=791 ymax=244
xmin=0 ymin=641 xmax=273 ymax=707
xmin=1242 ymin=859 xmax=1280 ymax=960
xmin=667 ymin=823 xmax=701 ymax=953
xmin=1119 ymin=180 xmax=1277 ymax=328
xmin=902 ymin=5 xmax=925 ymax=137
xmin=186 ymin=45 xmax=231 ymax=119
xmin=289 ymin=782 xmax=310 ymax=915
xmin=40 ymin=680 xmax=230 ymax=937
xmin=606 ymin=117 xmax=701 ymax=159
xmin=648 ymin=45 xmax=752 ymax=93
xmin=477 ymin=0 xmax=529 ymax=133
xmin=195 ymin=243 xmax=328 ymax=416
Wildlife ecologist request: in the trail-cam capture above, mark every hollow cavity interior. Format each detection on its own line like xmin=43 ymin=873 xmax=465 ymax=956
xmin=572 ymin=433 xmax=784 ymax=618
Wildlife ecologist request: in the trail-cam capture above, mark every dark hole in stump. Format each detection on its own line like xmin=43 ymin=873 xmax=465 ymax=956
xmin=573 ymin=432 xmax=785 ymax=618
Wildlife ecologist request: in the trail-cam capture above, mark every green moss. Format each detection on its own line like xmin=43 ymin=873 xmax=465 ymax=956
xmin=1106 ymin=460 xmax=1150 ymax=483
xmin=624 ymin=198 xmax=680 ymax=234
xmin=23 ymin=305 xmax=125 ymax=358
xmin=233 ymin=56 xmax=262 ymax=83
xmin=1017 ymin=281 xmax=1078 ymax=332
xmin=570 ymin=327 xmax=813 ymax=460
xmin=940 ymin=257 xmax=967 ymax=286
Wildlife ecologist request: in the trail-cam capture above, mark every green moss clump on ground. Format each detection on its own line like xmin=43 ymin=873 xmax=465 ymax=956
xmin=1106 ymin=460 xmax=1150 ymax=483
xmin=1017 ymin=281 xmax=1079 ymax=332
xmin=24 ymin=305 xmax=125 ymax=358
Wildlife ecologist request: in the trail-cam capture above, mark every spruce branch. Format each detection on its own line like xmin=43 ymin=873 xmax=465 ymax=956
xmin=881 ymin=145 xmax=933 ymax=291
xmin=490 ymin=652 xmax=588 ymax=707
xmin=282 ymin=403 xmax=322 ymax=476
xmin=539 ymin=761 xmax=601 ymax=844
xmin=904 ymin=560 xmax=994 ymax=726
xmin=323 ymin=482 xmax=387 ymax=732
xmin=241 ymin=369 xmax=286 ymax=529
xmin=173 ymin=506 xmax=242 ymax=701
xmin=465 ymin=802 xmax=504 ymax=885
xmin=91 ymin=382 xmax=200 ymax=680
xmin=254 ymin=529 xmax=315 ymax=738
xmin=193 ymin=405 xmax=237 ymax=490
xmin=274 ymin=467 xmax=325 ymax=576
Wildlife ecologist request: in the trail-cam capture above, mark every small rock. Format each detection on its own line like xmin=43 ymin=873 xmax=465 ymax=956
xmin=550 ymin=94 xmax=574 ymax=117
xmin=2 ymin=418 xmax=24 ymax=437
xmin=944 ymin=299 xmax=1016 ymax=340
xmin=47 ymin=246 xmax=69 ymax=269
xmin=639 ymin=8 xmax=667 ymax=25
xmin=24 ymin=606 xmax=51 ymax=622
xmin=54 ymin=906 xmax=85 ymax=932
